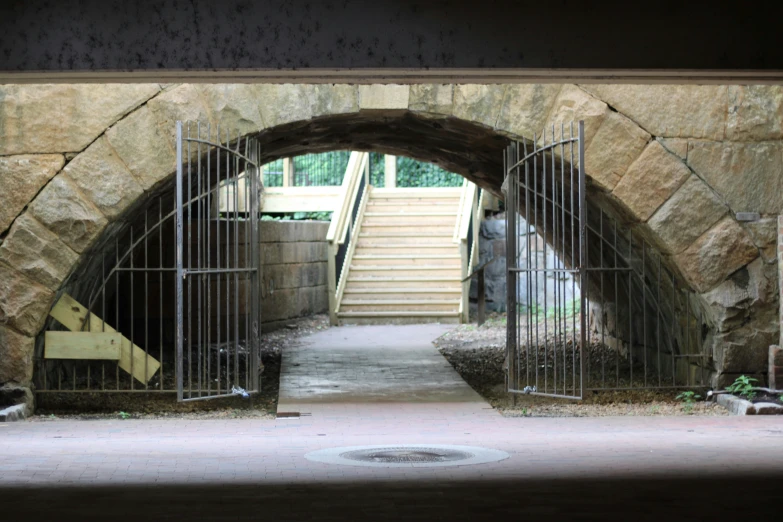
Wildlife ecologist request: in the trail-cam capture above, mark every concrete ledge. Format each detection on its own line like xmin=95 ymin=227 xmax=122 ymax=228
xmin=716 ymin=393 xmax=783 ymax=415
xmin=0 ymin=403 xmax=28 ymax=422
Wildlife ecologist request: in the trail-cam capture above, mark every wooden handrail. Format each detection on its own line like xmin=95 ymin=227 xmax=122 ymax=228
xmin=326 ymin=151 xmax=369 ymax=325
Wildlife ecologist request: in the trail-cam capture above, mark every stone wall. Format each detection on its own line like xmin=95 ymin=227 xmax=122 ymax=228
xmin=0 ymin=83 xmax=780 ymax=396
xmin=470 ymin=213 xmax=577 ymax=314
xmin=258 ymin=220 xmax=329 ymax=331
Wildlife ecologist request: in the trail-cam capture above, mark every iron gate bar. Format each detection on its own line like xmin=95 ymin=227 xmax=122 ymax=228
xmin=504 ymin=120 xmax=710 ymax=400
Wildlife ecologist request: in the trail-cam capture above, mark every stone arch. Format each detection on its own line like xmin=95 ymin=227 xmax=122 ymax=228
xmin=0 ymin=82 xmax=778 ymax=395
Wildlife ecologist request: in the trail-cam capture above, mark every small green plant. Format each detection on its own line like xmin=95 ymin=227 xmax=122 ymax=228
xmin=676 ymin=391 xmax=701 ymax=412
xmin=726 ymin=375 xmax=758 ymax=400
xmin=48 ymin=413 xmax=57 ymax=420
xmin=118 ymin=411 xmax=131 ymax=420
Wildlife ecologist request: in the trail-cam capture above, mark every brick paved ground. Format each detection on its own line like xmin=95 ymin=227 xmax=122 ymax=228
xmin=1 ymin=325 xmax=782 ymax=520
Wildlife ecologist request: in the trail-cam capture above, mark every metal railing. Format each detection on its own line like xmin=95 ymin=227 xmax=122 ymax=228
xmin=326 ymin=152 xmax=370 ymax=325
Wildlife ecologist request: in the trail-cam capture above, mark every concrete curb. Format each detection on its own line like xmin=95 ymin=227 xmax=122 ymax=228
xmin=0 ymin=403 xmax=28 ymax=422
xmin=716 ymin=394 xmax=783 ymax=415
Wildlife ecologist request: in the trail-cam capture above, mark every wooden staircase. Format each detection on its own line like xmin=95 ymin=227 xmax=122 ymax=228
xmin=337 ymin=187 xmax=463 ymax=324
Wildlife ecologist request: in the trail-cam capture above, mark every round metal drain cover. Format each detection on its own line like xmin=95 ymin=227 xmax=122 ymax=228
xmin=305 ymin=444 xmax=509 ymax=468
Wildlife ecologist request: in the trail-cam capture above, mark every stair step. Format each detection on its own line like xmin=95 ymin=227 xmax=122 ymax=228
xmin=347 ymin=276 xmax=461 ymax=282
xmin=363 ymin=212 xmax=457 ymax=217
xmin=344 ymin=286 xmax=462 ymax=294
xmin=340 ymin=302 xmax=460 ymax=312
xmin=351 ymin=256 xmax=460 ymax=267
xmin=338 ymin=311 xmax=461 ymax=317
xmin=359 ymin=232 xmax=453 ymax=238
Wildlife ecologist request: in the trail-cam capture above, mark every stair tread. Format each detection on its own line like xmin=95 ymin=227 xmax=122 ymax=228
xmin=341 ymin=299 xmax=460 ymax=304
xmin=338 ymin=311 xmax=461 ymax=317
xmin=344 ymin=287 xmax=461 ymax=293
xmin=353 ymin=254 xmax=460 ymax=259
xmin=350 ymin=265 xmax=460 ymax=270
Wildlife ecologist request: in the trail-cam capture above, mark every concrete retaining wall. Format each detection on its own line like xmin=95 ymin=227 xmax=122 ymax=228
xmin=259 ymin=220 xmax=329 ymax=331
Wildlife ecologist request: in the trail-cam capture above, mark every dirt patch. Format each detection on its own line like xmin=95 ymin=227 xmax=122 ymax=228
xmin=435 ymin=313 xmax=729 ymax=417
xmin=31 ymin=315 xmax=330 ymax=421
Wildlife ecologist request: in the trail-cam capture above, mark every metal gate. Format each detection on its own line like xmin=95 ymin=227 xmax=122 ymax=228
xmin=175 ymin=121 xmax=262 ymax=401
xmin=504 ymin=121 xmax=710 ymax=400
xmin=36 ymin=122 xmax=262 ymax=402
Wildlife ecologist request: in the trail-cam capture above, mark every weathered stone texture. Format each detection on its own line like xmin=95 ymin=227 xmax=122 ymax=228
xmin=702 ymin=259 xmax=779 ymax=375
xmin=0 ymin=84 xmax=160 ymax=154
xmin=28 ymin=175 xmax=108 ymax=254
xmin=585 ymin=111 xmax=651 ymax=190
xmin=657 ymin=138 xmax=688 ymax=161
xmin=0 ymin=263 xmax=54 ymax=337
xmin=106 ymin=105 xmax=177 ymax=190
xmin=261 ymin=242 xmax=328 ymax=265
xmin=260 ymin=221 xmax=329 ymax=243
xmin=743 ymin=218 xmax=778 ymax=264
xmin=612 ymin=141 xmax=691 ymax=222
xmin=452 ymin=85 xmax=507 ymax=129
xmin=63 ymin=137 xmax=144 ymax=219
xmin=727 ymin=85 xmax=783 ymax=141
xmin=0 ymin=154 xmax=64 ymax=233
xmin=0 ymin=325 xmax=35 ymax=385
xmin=582 ymin=84 xmax=728 ymax=140
xmin=541 ymin=86 xmax=607 ymax=147
xmin=675 ymin=216 xmax=759 ymax=292
xmin=408 ymin=84 xmax=454 ymax=115
xmin=686 ymin=140 xmax=783 ymax=214
xmin=256 ymin=84 xmax=358 ymax=128
xmin=195 ymin=84 xmax=266 ymax=135
xmin=495 ymin=84 xmax=561 ymax=140
xmin=147 ymin=84 xmax=214 ymax=150
xmin=359 ymin=85 xmax=410 ymax=110
xmin=0 ymin=213 xmax=79 ymax=291
xmin=647 ymin=176 xmax=728 ymax=254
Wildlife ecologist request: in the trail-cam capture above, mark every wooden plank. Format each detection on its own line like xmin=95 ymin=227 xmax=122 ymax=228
xmin=384 ymin=154 xmax=396 ymax=188
xmin=49 ymin=294 xmax=161 ymax=384
xmin=45 ymin=331 xmax=122 ymax=360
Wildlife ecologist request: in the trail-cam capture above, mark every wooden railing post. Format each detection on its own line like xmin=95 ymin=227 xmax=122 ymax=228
xmin=283 ymin=157 xmax=293 ymax=187
xmin=384 ymin=154 xmax=397 ymax=188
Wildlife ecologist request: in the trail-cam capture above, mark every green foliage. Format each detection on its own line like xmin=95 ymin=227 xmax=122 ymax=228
xmin=395 ymin=156 xmax=463 ymax=187
xmin=726 ymin=375 xmax=758 ymax=400
xmin=675 ymin=391 xmax=701 ymax=405
xmin=118 ymin=411 xmax=131 ymax=420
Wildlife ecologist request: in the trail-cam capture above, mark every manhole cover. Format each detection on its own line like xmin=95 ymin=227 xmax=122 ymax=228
xmin=304 ymin=444 xmax=509 ymax=468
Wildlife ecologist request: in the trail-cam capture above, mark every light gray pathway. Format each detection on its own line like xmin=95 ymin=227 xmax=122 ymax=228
xmin=277 ymin=324 xmax=489 ymax=414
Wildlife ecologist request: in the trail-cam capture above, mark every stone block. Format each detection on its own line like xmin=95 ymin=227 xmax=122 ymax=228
xmin=452 ymin=85 xmax=508 ymax=129
xmin=261 ymin=285 xmax=328 ymax=322
xmin=647 ymin=175 xmax=728 ymax=254
xmin=256 ymin=84 xmax=358 ymax=128
xmin=674 ymin=216 xmax=759 ymax=292
xmin=105 ymin=105 xmax=177 ymax=191
xmin=687 ymin=140 xmax=783 ymax=214
xmin=196 ymin=84 xmax=266 ymax=135
xmin=263 ymin=262 xmax=328 ymax=292
xmin=260 ymin=221 xmax=330 ymax=243
xmin=495 ymin=84 xmax=562 ymax=140
xmin=0 ymin=384 xmax=33 ymax=411
xmin=657 ymin=138 xmax=689 ymax=160
xmin=581 ymin=84 xmax=728 ymax=140
xmin=0 ymin=84 xmax=160 ymax=155
xmin=28 ymin=175 xmax=108 ymax=254
xmin=540 ymin=85 xmax=608 ymax=148
xmin=612 ymin=141 xmax=691 ymax=222
xmin=63 ymin=137 xmax=144 ymax=219
xmin=0 ymin=213 xmax=79 ymax=291
xmin=770 ymin=345 xmax=783 ymax=390
xmin=585 ymin=111 xmax=651 ymax=190
xmin=409 ymin=84 xmax=454 ymax=115
xmin=0 ymin=154 xmax=65 ymax=233
xmin=147 ymin=84 xmax=214 ymax=152
xmin=743 ymin=218 xmax=778 ymax=263
xmin=727 ymin=85 xmax=783 ymax=141
xmin=0 ymin=325 xmax=35 ymax=384
xmin=261 ymin=242 xmax=328 ymax=265
xmin=0 ymin=403 xmax=28 ymax=422
xmin=359 ymin=85 xmax=410 ymax=110
xmin=480 ymin=218 xmax=505 ymax=240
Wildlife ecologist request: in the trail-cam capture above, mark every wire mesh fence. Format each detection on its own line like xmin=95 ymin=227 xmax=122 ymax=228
xmin=262 ymin=151 xmax=463 ymax=188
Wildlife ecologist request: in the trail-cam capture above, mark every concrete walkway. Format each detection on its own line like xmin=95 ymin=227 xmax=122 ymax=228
xmin=1 ymin=325 xmax=782 ymax=520
xmin=277 ymin=324 xmax=491 ymax=415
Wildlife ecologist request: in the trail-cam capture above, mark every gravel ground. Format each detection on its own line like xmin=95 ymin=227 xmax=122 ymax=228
xmin=30 ymin=314 xmax=331 ymax=422
xmin=434 ymin=313 xmax=729 ymax=418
